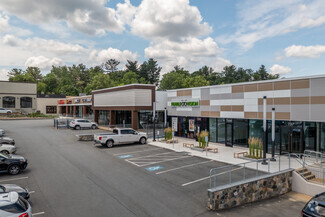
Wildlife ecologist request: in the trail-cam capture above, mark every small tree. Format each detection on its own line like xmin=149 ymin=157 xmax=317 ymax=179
xmin=102 ymin=59 xmax=120 ymax=73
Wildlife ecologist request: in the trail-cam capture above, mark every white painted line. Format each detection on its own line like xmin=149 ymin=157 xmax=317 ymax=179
xmin=113 ymin=148 xmax=163 ymax=156
xmin=131 ymin=155 xmax=184 ymax=162
xmin=29 ymin=191 xmax=35 ymax=194
xmin=0 ymin=176 xmax=28 ymax=182
xmin=128 ymin=151 xmax=174 ymax=160
xmin=33 ymin=212 xmax=45 ymax=216
xmin=181 ymin=167 xmax=243 ymax=187
xmin=125 ymin=159 xmax=142 ymax=167
xmin=156 ymin=160 xmax=213 ymax=175
xmin=140 ymin=156 xmax=192 ymax=167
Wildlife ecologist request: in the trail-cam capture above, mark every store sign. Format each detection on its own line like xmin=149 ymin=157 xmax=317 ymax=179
xmin=74 ymin=99 xmax=80 ymax=103
xmin=171 ymin=100 xmax=199 ymax=107
xmin=58 ymin=99 xmax=65 ymax=105
xmin=172 ymin=117 xmax=178 ymax=131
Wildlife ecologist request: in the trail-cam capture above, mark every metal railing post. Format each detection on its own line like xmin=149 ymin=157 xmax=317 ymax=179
xmin=289 ymin=153 xmax=291 ymax=169
xmin=256 ymin=161 xmax=259 ymax=177
xmin=229 ymin=169 xmax=232 ymax=184
xmin=323 ymin=170 xmax=324 ymax=186
xmin=243 ymin=164 xmax=246 ymax=180
xmin=268 ymin=159 xmax=270 ymax=173
xmin=279 ymin=154 xmax=281 ymax=172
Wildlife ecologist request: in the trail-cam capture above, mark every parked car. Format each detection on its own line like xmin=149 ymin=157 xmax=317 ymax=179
xmin=0 ymin=108 xmax=12 ymax=114
xmin=0 ymin=136 xmax=15 ymax=145
xmin=0 ymin=144 xmax=16 ymax=155
xmin=0 ymin=192 xmax=32 ymax=217
xmin=0 ymin=153 xmax=28 ymax=175
xmin=0 ymin=184 xmax=30 ymax=200
xmin=94 ymin=128 xmax=147 ymax=147
xmin=0 ymin=129 xmax=4 ymax=137
xmin=302 ymin=192 xmax=325 ymax=216
xmin=69 ymin=119 xmax=98 ymax=130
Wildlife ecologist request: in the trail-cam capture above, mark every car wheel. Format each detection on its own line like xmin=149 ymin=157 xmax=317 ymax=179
xmin=106 ymin=140 xmax=113 ymax=148
xmin=1 ymin=150 xmax=9 ymax=155
xmin=7 ymin=111 xmax=11 ymax=114
xmin=75 ymin=125 xmax=81 ymax=130
xmin=91 ymin=125 xmax=97 ymax=129
xmin=140 ymin=137 xmax=147 ymax=144
xmin=8 ymin=165 xmax=21 ymax=175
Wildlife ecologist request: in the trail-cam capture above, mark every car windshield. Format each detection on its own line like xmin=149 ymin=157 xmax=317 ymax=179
xmin=113 ymin=129 xmax=118 ymax=134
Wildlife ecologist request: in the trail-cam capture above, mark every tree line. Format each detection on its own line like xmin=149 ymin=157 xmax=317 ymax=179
xmin=7 ymin=58 xmax=279 ymax=95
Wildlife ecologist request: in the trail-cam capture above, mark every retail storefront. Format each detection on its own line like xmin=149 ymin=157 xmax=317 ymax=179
xmin=58 ymin=95 xmax=93 ymax=119
xmin=167 ymin=75 xmax=325 ymax=154
xmin=92 ymin=84 xmax=167 ymax=130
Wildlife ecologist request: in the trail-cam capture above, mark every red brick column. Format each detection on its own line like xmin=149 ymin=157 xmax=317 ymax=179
xmin=59 ymin=106 xmax=62 ymax=115
xmin=94 ymin=110 xmax=99 ymax=124
xmin=110 ymin=110 xmax=115 ymax=125
xmin=73 ymin=106 xmax=76 ymax=117
xmin=131 ymin=110 xmax=138 ymax=130
xmin=83 ymin=106 xmax=86 ymax=118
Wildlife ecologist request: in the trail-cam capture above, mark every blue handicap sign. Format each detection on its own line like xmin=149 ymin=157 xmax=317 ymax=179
xmin=118 ymin=155 xmax=133 ymax=159
xmin=146 ymin=166 xmax=164 ymax=172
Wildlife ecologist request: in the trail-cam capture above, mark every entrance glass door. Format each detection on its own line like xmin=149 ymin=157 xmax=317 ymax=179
xmin=225 ymin=120 xmax=233 ymax=147
xmin=280 ymin=126 xmax=302 ymax=154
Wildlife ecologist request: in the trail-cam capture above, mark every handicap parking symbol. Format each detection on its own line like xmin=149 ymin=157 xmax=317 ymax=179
xmin=118 ymin=155 xmax=133 ymax=159
xmin=146 ymin=166 xmax=163 ymax=172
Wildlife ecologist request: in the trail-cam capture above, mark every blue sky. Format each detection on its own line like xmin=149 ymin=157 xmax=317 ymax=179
xmin=0 ymin=0 xmax=325 ymax=80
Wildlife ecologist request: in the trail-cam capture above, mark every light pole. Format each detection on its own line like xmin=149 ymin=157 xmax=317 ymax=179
xmin=153 ymin=102 xmax=156 ymax=142
xmin=271 ymin=107 xmax=276 ymax=161
xmin=262 ymin=96 xmax=268 ymax=165
xmin=164 ymin=107 xmax=167 ymax=128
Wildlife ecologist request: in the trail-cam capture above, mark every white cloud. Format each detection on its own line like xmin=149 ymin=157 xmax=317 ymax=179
xmin=131 ymin=0 xmax=212 ymax=41
xmin=0 ymin=12 xmax=9 ymax=33
xmin=219 ymin=0 xmax=325 ymax=50
xmin=0 ymin=69 xmax=9 ymax=81
xmin=25 ymin=56 xmax=64 ymax=70
xmin=145 ymin=37 xmax=229 ymax=73
xmin=0 ymin=0 xmax=124 ymax=35
xmin=284 ymin=45 xmax=325 ymax=58
xmin=89 ymin=47 xmax=137 ymax=67
xmin=214 ymin=57 xmax=232 ymax=72
xmin=116 ymin=0 xmax=137 ymax=26
xmin=270 ymin=64 xmax=292 ymax=75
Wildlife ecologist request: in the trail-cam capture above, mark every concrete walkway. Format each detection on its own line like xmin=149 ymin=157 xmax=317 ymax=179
xmin=148 ymin=136 xmax=302 ymax=173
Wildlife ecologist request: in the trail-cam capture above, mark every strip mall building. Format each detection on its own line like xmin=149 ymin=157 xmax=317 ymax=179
xmin=56 ymin=75 xmax=325 ymax=155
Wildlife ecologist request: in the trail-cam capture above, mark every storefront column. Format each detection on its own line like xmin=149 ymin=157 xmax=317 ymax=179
xmin=83 ymin=105 xmax=86 ymax=118
xmin=131 ymin=110 xmax=138 ymax=130
xmin=110 ymin=110 xmax=115 ymax=125
xmin=94 ymin=110 xmax=99 ymax=124
xmin=73 ymin=106 xmax=76 ymax=117
xmin=67 ymin=106 xmax=70 ymax=116
xmin=59 ymin=106 xmax=62 ymax=115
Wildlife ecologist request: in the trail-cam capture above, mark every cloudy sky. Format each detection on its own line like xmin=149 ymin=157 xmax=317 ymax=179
xmin=0 ymin=0 xmax=325 ymax=80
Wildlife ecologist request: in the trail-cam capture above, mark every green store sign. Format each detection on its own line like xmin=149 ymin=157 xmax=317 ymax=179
xmin=171 ymin=101 xmax=199 ymax=107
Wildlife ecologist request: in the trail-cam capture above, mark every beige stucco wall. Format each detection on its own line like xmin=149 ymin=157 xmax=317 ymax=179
xmin=0 ymin=82 xmax=37 ymax=113
xmin=36 ymin=98 xmax=59 ymax=114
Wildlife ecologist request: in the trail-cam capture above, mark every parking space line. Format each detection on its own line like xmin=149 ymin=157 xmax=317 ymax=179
xmin=33 ymin=212 xmax=45 ymax=216
xmin=29 ymin=191 xmax=35 ymax=194
xmin=127 ymin=151 xmax=176 ymax=160
xmin=181 ymin=167 xmax=242 ymax=187
xmin=156 ymin=160 xmax=213 ymax=175
xmin=0 ymin=176 xmax=28 ymax=182
xmin=125 ymin=159 xmax=142 ymax=167
xmin=113 ymin=148 xmax=163 ymax=156
xmin=139 ymin=156 xmax=192 ymax=167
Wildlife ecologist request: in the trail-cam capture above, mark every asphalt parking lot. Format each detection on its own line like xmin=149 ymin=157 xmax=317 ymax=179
xmin=0 ymin=119 xmax=308 ymax=217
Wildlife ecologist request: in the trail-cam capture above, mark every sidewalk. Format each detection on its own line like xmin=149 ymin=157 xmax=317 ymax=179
xmin=148 ymin=136 xmax=302 ymax=173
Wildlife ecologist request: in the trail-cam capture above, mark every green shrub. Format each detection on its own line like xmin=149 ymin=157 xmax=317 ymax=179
xmin=248 ymin=137 xmax=263 ymax=159
xmin=164 ymin=127 xmax=173 ymax=140
xmin=197 ymin=131 xmax=209 ymax=148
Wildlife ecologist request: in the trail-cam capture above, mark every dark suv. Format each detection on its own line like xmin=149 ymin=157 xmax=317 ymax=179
xmin=302 ymin=192 xmax=325 ymax=216
xmin=0 ymin=153 xmax=28 ymax=175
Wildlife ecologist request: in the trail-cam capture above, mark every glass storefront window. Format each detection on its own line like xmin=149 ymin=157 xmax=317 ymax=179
xmin=249 ymin=120 xmax=263 ymax=140
xmin=46 ymin=106 xmax=57 ymax=114
xmin=320 ymin=123 xmax=325 ymax=153
xmin=267 ymin=120 xmax=281 ymax=154
xmin=304 ymin=122 xmax=316 ymax=151
xmin=209 ymin=118 xmax=217 ymax=143
xmin=2 ymin=96 xmax=15 ymax=108
xmin=20 ymin=97 xmax=32 ymax=108
xmin=217 ymin=118 xmax=225 ymax=144
xmin=98 ymin=111 xmax=110 ymax=126
xmin=233 ymin=119 xmax=248 ymax=147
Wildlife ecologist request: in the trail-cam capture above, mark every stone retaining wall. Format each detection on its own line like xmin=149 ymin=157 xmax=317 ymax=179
xmin=208 ymin=170 xmax=292 ymax=210
xmin=77 ymin=134 xmax=94 ymax=141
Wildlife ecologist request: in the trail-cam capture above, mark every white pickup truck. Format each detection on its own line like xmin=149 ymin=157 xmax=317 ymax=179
xmin=94 ymin=128 xmax=147 ymax=148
